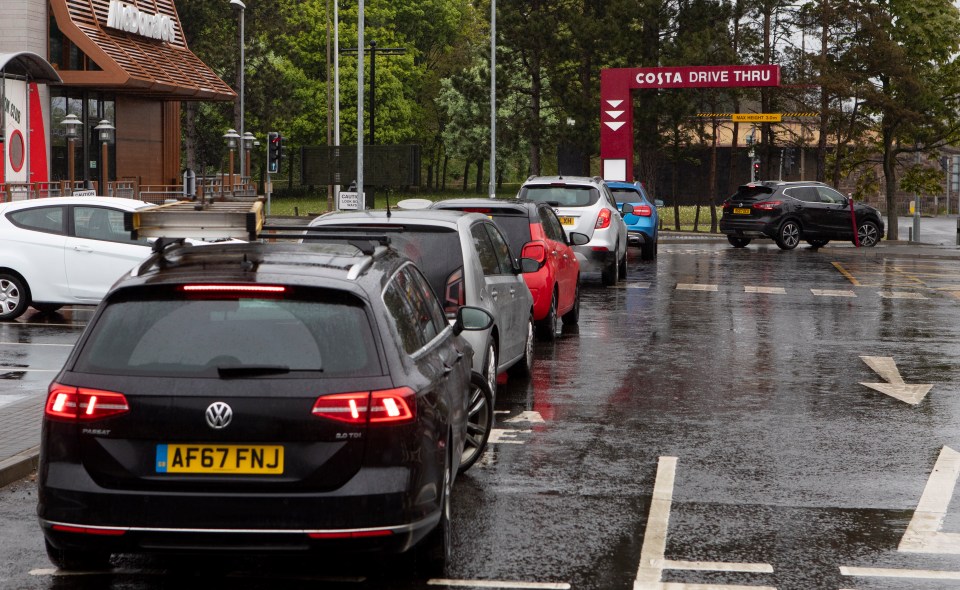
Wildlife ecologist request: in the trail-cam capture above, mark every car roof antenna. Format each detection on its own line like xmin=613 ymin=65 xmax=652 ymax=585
xmin=385 ymin=188 xmax=392 ymax=219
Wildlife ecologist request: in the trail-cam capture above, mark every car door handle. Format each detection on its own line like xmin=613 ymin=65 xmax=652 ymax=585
xmin=442 ymin=363 xmax=454 ymax=375
xmin=73 ymin=245 xmax=94 ymax=253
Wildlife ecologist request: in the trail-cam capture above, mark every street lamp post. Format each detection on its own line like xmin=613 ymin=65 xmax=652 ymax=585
xmin=243 ymin=132 xmax=256 ymax=181
xmin=230 ymin=0 xmax=246 ymax=181
xmin=60 ymin=113 xmax=81 ymax=195
xmin=94 ymin=119 xmax=114 ymax=196
xmin=223 ymin=129 xmax=240 ymax=197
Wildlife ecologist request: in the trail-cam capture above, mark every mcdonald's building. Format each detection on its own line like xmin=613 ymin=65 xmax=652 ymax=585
xmin=1 ymin=0 xmax=235 ymax=200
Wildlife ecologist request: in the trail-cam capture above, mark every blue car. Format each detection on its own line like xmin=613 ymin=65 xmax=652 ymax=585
xmin=606 ymin=181 xmax=662 ymax=261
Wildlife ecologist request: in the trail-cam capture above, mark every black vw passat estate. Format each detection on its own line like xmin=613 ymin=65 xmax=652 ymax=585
xmin=720 ymin=181 xmax=884 ymax=249
xmin=38 ymin=239 xmax=492 ymax=571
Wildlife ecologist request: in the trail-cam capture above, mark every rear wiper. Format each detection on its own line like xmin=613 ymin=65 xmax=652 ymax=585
xmin=216 ymin=365 xmax=297 ymax=378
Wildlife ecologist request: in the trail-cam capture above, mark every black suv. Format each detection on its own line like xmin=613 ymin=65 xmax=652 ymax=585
xmin=38 ymin=239 xmax=493 ymax=572
xmin=720 ymin=181 xmax=885 ymax=249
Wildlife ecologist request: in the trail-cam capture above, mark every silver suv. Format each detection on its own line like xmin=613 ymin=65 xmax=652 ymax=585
xmin=518 ymin=176 xmax=628 ymax=285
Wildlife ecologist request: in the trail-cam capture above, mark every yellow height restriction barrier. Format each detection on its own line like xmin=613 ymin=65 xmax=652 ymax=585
xmin=732 ymin=113 xmax=782 ymax=122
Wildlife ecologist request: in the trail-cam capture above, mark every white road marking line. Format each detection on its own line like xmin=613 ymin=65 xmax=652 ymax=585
xmin=428 ymin=581 xmax=571 ymax=589
xmin=811 ymin=289 xmax=856 ymax=297
xmin=841 ymin=566 xmax=960 ymax=580
xmin=676 ymin=284 xmax=718 ymax=292
xmin=635 ymin=456 xmax=677 ymax=588
xmin=859 ymin=356 xmax=933 ymax=406
xmin=635 ymin=457 xmax=775 ymax=590
xmin=0 ymin=341 xmax=75 ymax=347
xmin=488 ymin=429 xmax=532 ymax=445
xmin=504 ymin=411 xmax=545 ymax=424
xmin=744 ymin=286 xmax=785 ymax=295
xmin=899 ymin=446 xmax=960 ymax=553
xmin=661 ymin=560 xmax=773 ymax=573
xmin=878 ymin=291 xmax=928 ymax=299
xmin=616 ymin=281 xmax=652 ymax=289
xmin=0 ymin=395 xmax=26 ymax=409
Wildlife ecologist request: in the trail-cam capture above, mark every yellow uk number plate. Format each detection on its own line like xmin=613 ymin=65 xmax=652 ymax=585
xmin=559 ymin=216 xmax=575 ymax=226
xmin=733 ymin=208 xmax=751 ymax=215
xmin=156 ymin=444 xmax=284 ymax=474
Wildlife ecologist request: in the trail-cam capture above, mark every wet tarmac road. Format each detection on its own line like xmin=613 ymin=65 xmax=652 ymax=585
xmin=4 ymin=241 xmax=960 ymax=589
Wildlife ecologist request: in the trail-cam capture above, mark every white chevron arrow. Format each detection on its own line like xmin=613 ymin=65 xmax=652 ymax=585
xmin=605 ymin=110 xmax=625 ymax=119
xmin=860 ymin=356 xmax=933 ymax=405
xmin=606 ymin=99 xmax=623 ymax=108
xmin=604 ymin=121 xmax=626 ymax=131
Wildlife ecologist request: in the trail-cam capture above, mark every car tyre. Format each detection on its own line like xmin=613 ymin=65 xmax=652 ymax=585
xmin=775 ymin=220 xmax=801 ymax=250
xmin=727 ymin=236 xmax=751 ymax=248
xmin=458 ymin=372 xmax=494 ymax=474
xmin=32 ymin=304 xmax=63 ymax=314
xmin=618 ymin=250 xmax=628 ymax=280
xmin=536 ymin=291 xmax=558 ymax=341
xmin=601 ymin=255 xmax=619 ymax=286
xmin=482 ymin=340 xmax=498 ymax=399
xmin=44 ymin=539 xmax=111 ymax=571
xmin=508 ymin=316 xmax=534 ymax=378
xmin=641 ymin=239 xmax=657 ymax=261
xmin=561 ymin=280 xmax=580 ymax=325
xmin=857 ymin=221 xmax=880 ymax=247
xmin=0 ymin=273 xmax=30 ymax=321
xmin=415 ymin=440 xmax=453 ymax=576
xmin=806 ymin=239 xmax=829 ymax=249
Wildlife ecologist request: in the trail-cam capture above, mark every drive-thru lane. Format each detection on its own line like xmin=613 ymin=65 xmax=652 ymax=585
xmin=3 ymin=238 xmax=960 ymax=589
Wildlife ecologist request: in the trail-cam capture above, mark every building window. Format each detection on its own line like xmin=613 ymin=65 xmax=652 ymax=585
xmin=49 ymin=89 xmax=115 ymax=184
xmin=48 ymin=13 xmax=102 ymax=72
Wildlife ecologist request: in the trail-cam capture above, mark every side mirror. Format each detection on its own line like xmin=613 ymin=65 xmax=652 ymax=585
xmin=654 ymin=199 xmax=664 ymax=207
xmin=569 ymin=232 xmax=590 ymax=246
xmin=453 ymin=306 xmax=494 ymax=335
xmin=621 ymin=203 xmax=635 ymax=215
xmin=519 ymin=257 xmax=540 ymax=274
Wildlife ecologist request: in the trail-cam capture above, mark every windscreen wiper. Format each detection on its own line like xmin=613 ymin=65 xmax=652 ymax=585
xmin=216 ymin=365 xmax=296 ymax=378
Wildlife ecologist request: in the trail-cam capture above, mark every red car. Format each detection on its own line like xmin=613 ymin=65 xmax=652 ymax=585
xmin=432 ymin=199 xmax=587 ymax=340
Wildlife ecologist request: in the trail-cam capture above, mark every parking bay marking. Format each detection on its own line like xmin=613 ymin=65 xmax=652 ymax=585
xmin=428 ymin=580 xmax=570 ymax=589
xmin=676 ymin=283 xmax=718 ymax=292
xmin=859 ymin=356 xmax=934 ymax=405
xmin=634 ymin=456 xmax=775 ymax=590
xmin=841 ymin=446 xmax=960 ymax=583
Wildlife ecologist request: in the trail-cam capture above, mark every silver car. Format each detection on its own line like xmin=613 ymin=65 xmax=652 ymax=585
xmin=307 ymin=209 xmax=537 ymax=397
xmin=518 ymin=175 xmax=629 ymax=285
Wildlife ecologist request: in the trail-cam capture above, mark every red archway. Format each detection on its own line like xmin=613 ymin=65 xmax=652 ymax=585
xmin=599 ymin=65 xmax=781 ymax=181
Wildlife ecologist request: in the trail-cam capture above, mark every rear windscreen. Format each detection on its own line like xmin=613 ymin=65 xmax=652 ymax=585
xmin=72 ymin=288 xmax=381 ymax=378
xmin=384 ymin=229 xmax=464 ymax=301
xmin=520 ymin=185 xmax=600 ymax=208
xmin=610 ymin=188 xmax=643 ymax=204
xmin=730 ymin=185 xmax=775 ymax=201
xmin=488 ymin=214 xmax=531 ymax=259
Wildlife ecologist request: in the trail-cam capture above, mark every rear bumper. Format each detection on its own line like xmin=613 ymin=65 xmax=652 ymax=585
xmin=719 ymin=216 xmax=776 ymax=239
xmin=572 ymin=245 xmax=617 ymax=272
xmin=38 ymin=463 xmax=438 ymax=555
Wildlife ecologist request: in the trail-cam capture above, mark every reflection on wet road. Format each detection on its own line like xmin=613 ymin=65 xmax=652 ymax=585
xmin=4 ymin=243 xmax=960 ymax=589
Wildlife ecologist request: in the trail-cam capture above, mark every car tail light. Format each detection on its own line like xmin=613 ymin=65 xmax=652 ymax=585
xmin=45 ymin=383 xmax=129 ymax=421
xmin=444 ymin=267 xmax=465 ymax=318
xmin=51 ymin=524 xmax=127 ymax=536
xmin=521 ymin=241 xmax=546 ymax=264
xmin=633 ymin=205 xmax=653 ymax=217
xmin=595 ymin=209 xmax=612 ymax=229
xmin=462 ymin=207 xmax=491 ymax=214
xmin=181 ymin=284 xmax=286 ymax=294
xmin=753 ymin=200 xmax=782 ymax=211
xmin=307 ymin=529 xmax=394 ymax=539
xmin=312 ymin=388 xmax=415 ymax=425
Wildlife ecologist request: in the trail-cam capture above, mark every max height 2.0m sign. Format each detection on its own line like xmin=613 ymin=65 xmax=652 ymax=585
xmin=600 ymin=65 xmax=780 ymax=181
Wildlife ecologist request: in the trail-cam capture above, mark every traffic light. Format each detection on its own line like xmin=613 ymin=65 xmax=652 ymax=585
xmin=267 ymin=132 xmax=282 ymax=173
xmin=752 ymin=159 xmax=760 ymax=181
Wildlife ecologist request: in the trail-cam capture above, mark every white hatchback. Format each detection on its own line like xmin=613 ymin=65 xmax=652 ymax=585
xmin=0 ymin=196 xmax=156 ymax=320
xmin=518 ymin=176 xmax=629 ymax=285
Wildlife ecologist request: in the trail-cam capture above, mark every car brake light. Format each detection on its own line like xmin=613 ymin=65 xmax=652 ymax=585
xmin=444 ymin=267 xmax=465 ymax=318
xmin=308 ymin=529 xmax=394 ymax=539
xmin=462 ymin=208 xmax=491 ymax=214
xmin=45 ymin=383 xmax=129 ymax=421
xmin=595 ymin=209 xmax=612 ymax=229
xmin=633 ymin=205 xmax=653 ymax=217
xmin=312 ymin=388 xmax=415 ymax=425
xmin=753 ymin=201 xmax=782 ymax=211
xmin=521 ymin=241 xmax=546 ymax=264
xmin=52 ymin=524 xmax=127 ymax=536
xmin=181 ymin=284 xmax=286 ymax=293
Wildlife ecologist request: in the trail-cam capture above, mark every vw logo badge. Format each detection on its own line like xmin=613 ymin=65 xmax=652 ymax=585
xmin=205 ymin=402 xmax=233 ymax=429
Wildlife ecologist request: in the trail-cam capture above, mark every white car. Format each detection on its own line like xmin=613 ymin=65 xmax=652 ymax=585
xmin=0 ymin=196 xmax=159 ymax=320
xmin=518 ymin=176 xmax=629 ymax=285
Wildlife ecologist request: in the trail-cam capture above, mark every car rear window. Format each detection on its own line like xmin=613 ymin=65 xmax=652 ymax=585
xmin=71 ymin=287 xmax=381 ymax=378
xmin=488 ymin=213 xmax=531 ymax=259
xmin=384 ymin=228 xmax=464 ymax=302
xmin=610 ymin=188 xmax=643 ymax=204
xmin=520 ymin=185 xmax=600 ymax=208
xmin=730 ymin=185 xmax=775 ymax=201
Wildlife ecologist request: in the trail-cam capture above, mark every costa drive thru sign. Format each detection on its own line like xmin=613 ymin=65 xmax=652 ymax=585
xmin=600 ymin=65 xmax=780 ymax=181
